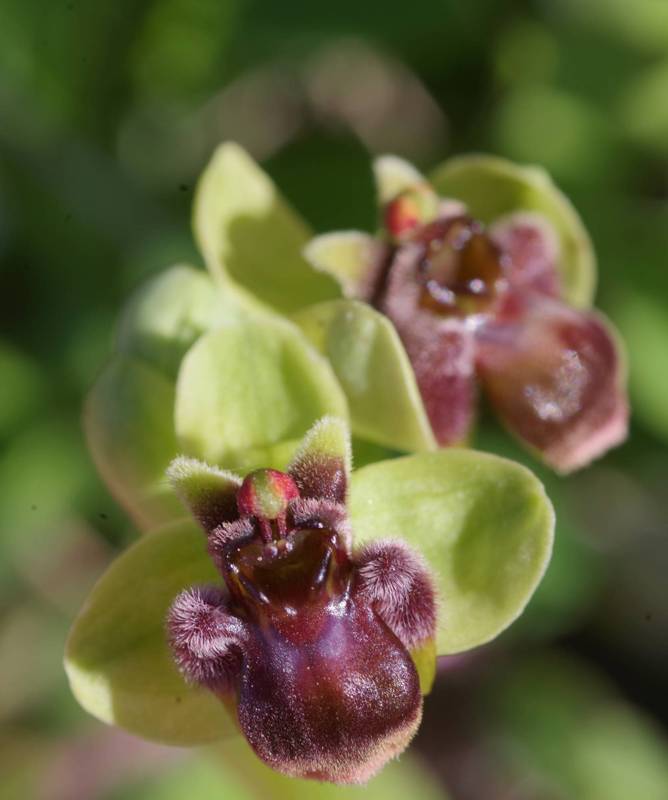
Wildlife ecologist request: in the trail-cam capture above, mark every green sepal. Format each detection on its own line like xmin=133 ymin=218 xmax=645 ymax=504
xmin=293 ymin=300 xmax=436 ymax=453
xmin=193 ymin=142 xmax=339 ymax=313
xmin=116 ymin=265 xmax=219 ymax=378
xmin=174 ymin=310 xmax=349 ymax=470
xmin=303 ymin=231 xmax=383 ymax=300
xmin=83 ymin=356 xmax=183 ymax=531
xmin=64 ymin=520 xmax=236 ymax=745
xmin=350 ymin=449 xmax=554 ymax=655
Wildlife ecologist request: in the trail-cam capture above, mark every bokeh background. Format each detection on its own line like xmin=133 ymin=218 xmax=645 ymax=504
xmin=2 ymin=1 xmax=668 ymax=798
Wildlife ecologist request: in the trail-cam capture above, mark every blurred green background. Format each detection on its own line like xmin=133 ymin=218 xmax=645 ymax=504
xmin=1 ymin=1 xmax=668 ymax=798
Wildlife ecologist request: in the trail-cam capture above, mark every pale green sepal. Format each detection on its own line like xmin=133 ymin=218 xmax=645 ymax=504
xmin=193 ymin=142 xmax=338 ymax=313
xmin=175 ymin=312 xmax=349 ymax=468
xmin=350 ymin=449 xmax=555 ymax=655
xmin=430 ymin=154 xmax=596 ymax=308
xmin=373 ymin=154 xmax=427 ymax=205
xmin=64 ymin=520 xmax=237 ymax=745
xmin=83 ymin=356 xmax=183 ymax=531
xmin=411 ymin=638 xmax=437 ymax=695
xmin=116 ymin=265 xmax=218 ymax=377
xmin=303 ymin=231 xmax=384 ymax=300
xmin=293 ymin=299 xmax=436 ymax=453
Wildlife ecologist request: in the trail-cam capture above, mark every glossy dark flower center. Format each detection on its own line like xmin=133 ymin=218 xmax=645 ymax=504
xmin=223 ymin=527 xmax=352 ymax=624
xmin=415 ymin=216 xmax=508 ymax=316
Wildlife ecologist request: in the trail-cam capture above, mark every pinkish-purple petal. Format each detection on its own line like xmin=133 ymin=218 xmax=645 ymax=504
xmin=475 ymin=296 xmax=628 ymax=472
xmin=489 ymin=212 xmax=561 ymax=299
xmin=378 ymin=243 xmax=477 ymax=445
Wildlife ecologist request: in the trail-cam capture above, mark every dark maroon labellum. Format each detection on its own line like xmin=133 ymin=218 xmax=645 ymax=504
xmin=168 ymin=456 xmax=436 ymax=784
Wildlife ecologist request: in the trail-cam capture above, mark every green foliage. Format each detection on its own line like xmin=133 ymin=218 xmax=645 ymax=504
xmin=3 ymin=1 xmax=668 ymax=795
xmin=616 ymin=291 xmax=668 ymax=443
xmin=488 ymin=655 xmax=668 ymax=800
xmin=84 ymin=357 xmax=182 ymax=530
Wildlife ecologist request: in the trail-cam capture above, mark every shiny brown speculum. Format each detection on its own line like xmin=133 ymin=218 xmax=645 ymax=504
xmin=414 ymin=216 xmax=508 ymax=317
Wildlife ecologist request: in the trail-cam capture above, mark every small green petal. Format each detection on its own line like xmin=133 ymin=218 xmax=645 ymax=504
xmin=293 ymin=300 xmax=436 ymax=453
xmin=64 ymin=520 xmax=236 ymax=745
xmin=167 ymin=456 xmax=242 ymax=531
xmin=174 ymin=311 xmax=349 ymax=470
xmin=84 ymin=356 xmax=183 ymax=531
xmin=411 ymin=638 xmax=437 ymax=695
xmin=303 ymin=231 xmax=384 ymax=300
xmin=288 ymin=416 xmax=351 ymax=502
xmin=350 ymin=449 xmax=554 ymax=655
xmin=373 ymin=154 xmax=427 ymax=205
xmin=430 ymin=154 xmax=595 ymax=308
xmin=290 ymin=415 xmax=352 ymax=472
xmin=193 ymin=142 xmax=338 ymax=313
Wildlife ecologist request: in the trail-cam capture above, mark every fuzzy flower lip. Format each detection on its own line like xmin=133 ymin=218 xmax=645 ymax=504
xmin=166 ymin=417 xmax=437 ymax=785
xmin=305 ymin=155 xmax=628 ymax=473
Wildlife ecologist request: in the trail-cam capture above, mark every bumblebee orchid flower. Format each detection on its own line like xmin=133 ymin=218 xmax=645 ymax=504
xmin=305 ymin=156 xmax=628 ymax=473
xmin=66 ymin=418 xmax=554 ymax=783
xmin=167 ymin=418 xmax=435 ymax=783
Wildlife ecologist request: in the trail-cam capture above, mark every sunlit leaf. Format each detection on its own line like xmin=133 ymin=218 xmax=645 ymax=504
xmin=430 ymin=154 xmax=596 ymax=308
xmin=175 ymin=311 xmax=349 ymax=469
xmin=350 ymin=449 xmax=554 ymax=654
xmin=193 ymin=142 xmax=338 ymax=312
xmin=65 ymin=520 xmax=235 ymax=746
xmin=294 ymin=300 xmax=436 ymax=453
xmin=84 ymin=356 xmax=183 ymax=530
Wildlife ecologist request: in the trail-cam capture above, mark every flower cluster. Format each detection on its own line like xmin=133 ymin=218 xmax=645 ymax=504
xmin=64 ymin=144 xmax=600 ymax=787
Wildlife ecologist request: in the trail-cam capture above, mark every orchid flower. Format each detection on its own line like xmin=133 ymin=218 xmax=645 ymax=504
xmin=304 ymin=155 xmax=628 ymax=472
xmin=66 ymin=419 xmax=553 ymax=783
